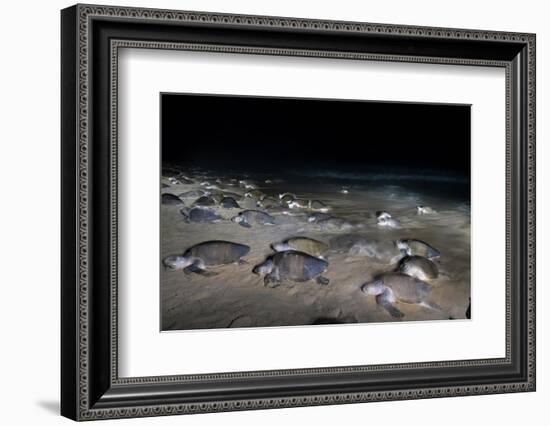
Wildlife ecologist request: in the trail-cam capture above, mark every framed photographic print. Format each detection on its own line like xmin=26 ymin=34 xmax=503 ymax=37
xmin=61 ymin=4 xmax=536 ymax=421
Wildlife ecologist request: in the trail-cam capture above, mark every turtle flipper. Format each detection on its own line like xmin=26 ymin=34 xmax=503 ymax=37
xmin=184 ymin=261 xmax=217 ymax=276
xmin=420 ymin=300 xmax=442 ymax=312
xmin=377 ymin=290 xmax=404 ymax=319
xmin=264 ymin=273 xmax=281 ymax=288
xmin=239 ymin=220 xmax=252 ymax=228
xmin=316 ymin=276 xmax=330 ymax=286
xmin=197 ymin=269 xmax=218 ymax=277
xmin=379 ymin=300 xmax=404 ymax=319
xmin=237 ymin=259 xmax=249 ymax=265
xmin=180 ymin=211 xmax=190 ymax=223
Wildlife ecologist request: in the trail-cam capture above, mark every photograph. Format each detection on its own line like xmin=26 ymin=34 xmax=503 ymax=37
xmin=160 ymin=93 xmax=472 ymax=331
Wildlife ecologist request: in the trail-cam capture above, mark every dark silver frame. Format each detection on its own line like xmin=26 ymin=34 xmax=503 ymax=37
xmin=61 ymin=4 xmax=536 ymax=421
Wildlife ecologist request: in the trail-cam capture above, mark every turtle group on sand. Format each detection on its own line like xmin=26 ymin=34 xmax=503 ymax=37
xmin=161 ymin=168 xmax=463 ymax=323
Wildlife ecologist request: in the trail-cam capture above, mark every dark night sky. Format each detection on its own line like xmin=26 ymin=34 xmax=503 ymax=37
xmin=161 ymin=93 xmax=470 ymax=178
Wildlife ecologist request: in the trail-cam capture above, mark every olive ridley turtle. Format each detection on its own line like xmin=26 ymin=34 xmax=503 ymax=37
xmin=271 ymin=237 xmax=329 ymax=258
xmin=163 ymin=241 xmax=250 ymax=276
xmin=361 ymin=273 xmax=441 ymax=318
xmin=231 ymin=210 xmax=275 ymax=228
xmin=162 ymin=193 xmax=184 ymax=206
xmin=398 ymin=255 xmax=439 ymax=280
xmin=180 ymin=207 xmax=223 ymax=223
xmin=396 ymin=239 xmax=440 ymax=260
xmin=220 ymin=197 xmax=240 ymax=209
xmin=416 ymin=205 xmax=437 ymax=215
xmin=253 ymin=251 xmax=330 ymax=287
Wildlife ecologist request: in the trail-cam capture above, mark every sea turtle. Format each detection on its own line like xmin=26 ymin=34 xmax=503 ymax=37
xmin=177 ymin=176 xmax=194 ymax=184
xmin=220 ymin=197 xmax=240 ymax=209
xmin=271 ymin=237 xmax=329 ymax=258
xmin=309 ymin=200 xmax=330 ymax=212
xmin=266 ymin=205 xmax=292 ymax=215
xmin=377 ymin=216 xmax=401 ymax=229
xmin=178 ymin=189 xmax=207 ymax=198
xmin=376 ymin=211 xmax=392 ymax=220
xmin=361 ymin=273 xmax=441 ymax=318
xmin=256 ymin=197 xmax=279 ymax=209
xmin=204 ymin=184 xmax=222 ymax=191
xmin=416 ymin=205 xmax=437 ymax=215
xmin=307 ymin=212 xmax=333 ymax=223
xmin=239 ymin=180 xmax=257 ymax=189
xmin=348 ymin=239 xmax=403 ymax=263
xmin=271 ymin=211 xmax=308 ymax=225
xmin=279 ymin=193 xmax=296 ymax=205
xmin=398 ymin=255 xmax=439 ymax=280
xmin=244 ymin=189 xmax=264 ymax=199
xmin=163 ymin=241 xmax=250 ymax=275
xmin=221 ymin=191 xmax=243 ymax=200
xmin=316 ymin=217 xmax=353 ymax=231
xmin=396 ymin=239 xmax=440 ymax=260
xmin=231 ymin=210 xmax=275 ymax=228
xmin=193 ymin=196 xmax=217 ymax=207
xmin=253 ymin=251 xmax=330 ymax=287
xmin=181 ymin=207 xmax=223 ymax=223
xmin=329 ymin=234 xmax=365 ymax=252
xmin=288 ymin=199 xmax=309 ymax=209
xmin=161 ymin=193 xmax=184 ymax=206
xmin=210 ymin=194 xmax=224 ymax=203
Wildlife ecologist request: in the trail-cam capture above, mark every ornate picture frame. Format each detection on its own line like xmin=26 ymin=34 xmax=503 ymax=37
xmin=61 ymin=4 xmax=535 ymax=421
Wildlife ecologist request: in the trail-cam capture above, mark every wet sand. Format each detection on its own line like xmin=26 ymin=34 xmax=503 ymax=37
xmin=161 ymin=170 xmax=471 ymax=331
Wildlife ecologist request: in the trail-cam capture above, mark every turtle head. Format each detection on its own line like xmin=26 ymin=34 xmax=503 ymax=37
xmin=427 ymin=247 xmax=441 ymax=260
xmin=377 ymin=216 xmax=388 ymax=225
xmin=231 ymin=214 xmax=244 ymax=224
xmin=179 ymin=208 xmax=190 ymax=223
xmin=271 ymin=242 xmax=290 ymax=252
xmin=376 ymin=211 xmax=392 ymax=220
xmin=253 ymin=259 xmax=274 ymax=276
xmin=395 ymin=239 xmax=410 ymax=254
xmin=163 ymin=255 xmax=193 ymax=270
xmin=288 ymin=201 xmax=299 ymax=209
xmin=361 ymin=279 xmax=385 ymax=296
